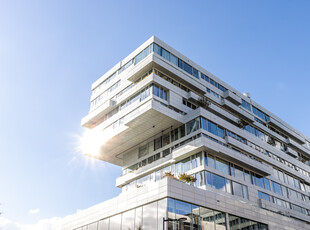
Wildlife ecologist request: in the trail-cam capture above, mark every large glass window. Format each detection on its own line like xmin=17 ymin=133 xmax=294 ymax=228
xmin=109 ymin=214 xmax=121 ymax=230
xmin=153 ymin=84 xmax=159 ymax=97
xmin=208 ymin=121 xmax=218 ymax=136
xmin=233 ymin=165 xmax=243 ymax=179
xmin=88 ymin=223 xmax=97 ymax=230
xmin=200 ymin=207 xmax=215 ymax=230
xmin=232 ymin=181 xmax=243 ymax=198
xmin=214 ymin=211 xmax=227 ymax=230
xmin=138 ymin=144 xmax=148 ymax=158
xmin=135 ymin=207 xmax=142 ymax=229
xmin=201 ymin=117 xmax=207 ymax=130
xmin=196 ymin=171 xmax=206 ymax=187
xmin=206 ymin=171 xmax=212 ymax=187
xmin=162 ymin=133 xmax=170 ymax=146
xmin=244 ymin=170 xmax=252 ymax=184
xmin=207 ymin=155 xmax=216 ymax=169
xmin=272 ymin=181 xmax=282 ymax=196
xmin=143 ymin=202 xmax=158 ymax=229
xmin=218 ymin=127 xmax=225 ymax=139
xmin=226 ymin=179 xmax=232 ymax=194
xmin=241 ymin=99 xmax=251 ymax=111
xmin=192 ymin=152 xmax=203 ymax=169
xmin=162 ymin=48 xmax=170 ymax=61
xmin=258 ymin=191 xmax=272 ymax=202
xmin=186 ymin=118 xmax=200 ymax=135
xmin=175 ymin=157 xmax=191 ymax=175
xmin=98 ymin=219 xmax=109 ymax=230
xmin=212 ymin=174 xmax=226 ymax=192
xmin=175 ymin=200 xmax=192 ymax=226
xmin=216 ymin=158 xmax=230 ymax=175
xmin=170 ymin=54 xmax=178 ymax=66
xmin=263 ymin=178 xmax=271 ymax=191
xmin=121 ymin=209 xmax=135 ymax=230
xmin=154 ymin=137 xmax=162 ymax=151
xmin=254 ymin=174 xmax=264 ymax=189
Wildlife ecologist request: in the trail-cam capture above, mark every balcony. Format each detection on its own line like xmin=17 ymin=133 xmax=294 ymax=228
xmin=221 ymin=99 xmax=254 ymax=123
xmin=268 ymin=117 xmax=305 ymax=144
xmin=223 ymin=90 xmax=242 ymax=105
xmin=285 ymin=147 xmax=298 ymax=158
xmin=86 ymin=99 xmax=184 ymax=166
xmin=81 ymin=99 xmax=117 ymax=128
xmin=286 ymin=138 xmax=310 ymax=156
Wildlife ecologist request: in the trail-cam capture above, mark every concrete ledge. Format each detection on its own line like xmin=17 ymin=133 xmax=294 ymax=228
xmin=223 ymin=90 xmax=242 ymax=105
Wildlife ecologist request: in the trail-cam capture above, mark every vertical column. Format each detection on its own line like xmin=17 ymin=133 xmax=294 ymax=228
xmin=226 ymin=213 xmax=230 ymax=230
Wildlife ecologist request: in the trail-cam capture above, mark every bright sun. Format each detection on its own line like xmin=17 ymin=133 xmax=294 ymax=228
xmin=78 ymin=129 xmax=109 ymax=157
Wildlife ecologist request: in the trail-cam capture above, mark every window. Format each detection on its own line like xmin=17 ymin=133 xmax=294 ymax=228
xmin=207 ymin=155 xmax=215 ymax=169
xmin=138 ymin=144 xmax=148 ymax=158
xmin=186 ymin=118 xmax=200 ymax=135
xmin=192 ymin=152 xmax=203 ymax=169
xmin=161 ymin=48 xmax=170 ymax=61
xmin=162 ymin=133 xmax=170 ymax=146
xmin=193 ymin=68 xmax=199 ymax=79
xmin=254 ymin=174 xmax=264 ymax=189
xmin=153 ymin=85 xmax=159 ymax=97
xmin=258 ymin=191 xmax=272 ymax=202
xmin=232 ymin=181 xmax=243 ymax=198
xmin=154 ymin=137 xmax=162 ymax=151
xmin=263 ymin=178 xmax=271 ymax=191
xmin=175 ymin=157 xmax=191 ymax=175
xmin=226 ymin=179 xmax=232 ymax=193
xmin=206 ymin=171 xmax=212 ymax=187
xmin=271 ymin=181 xmax=282 ymax=196
xmin=241 ymin=99 xmax=251 ymax=111
xmin=244 ymin=170 xmax=252 ymax=184
xmin=170 ymin=54 xmax=178 ymax=66
xmin=218 ymin=127 xmax=225 ymax=139
xmin=216 ymin=158 xmax=230 ymax=175
xmin=208 ymin=121 xmax=218 ymax=136
xmin=152 ymin=84 xmax=167 ymax=100
xmin=196 ymin=171 xmax=205 ymax=187
xmin=233 ymin=165 xmax=244 ymax=179
xmin=212 ymin=174 xmax=226 ymax=192
xmin=162 ymin=149 xmax=170 ymax=158
xmin=109 ymin=214 xmax=121 ymax=230
xmin=201 ymin=117 xmax=207 ymax=130
xmin=243 ymin=186 xmax=249 ymax=199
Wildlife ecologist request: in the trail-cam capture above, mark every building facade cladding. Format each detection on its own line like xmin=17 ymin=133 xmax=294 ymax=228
xmin=57 ymin=36 xmax=310 ymax=230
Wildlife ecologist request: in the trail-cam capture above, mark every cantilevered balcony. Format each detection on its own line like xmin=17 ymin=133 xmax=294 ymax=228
xmin=85 ymin=99 xmax=184 ymax=166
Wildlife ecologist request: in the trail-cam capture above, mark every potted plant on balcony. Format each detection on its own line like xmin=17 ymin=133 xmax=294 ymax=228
xmin=178 ymin=173 xmax=197 ymax=183
xmin=164 ymin=171 xmax=177 ymax=180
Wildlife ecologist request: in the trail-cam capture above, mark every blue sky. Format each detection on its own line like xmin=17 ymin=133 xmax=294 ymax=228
xmin=1 ymin=0 xmax=310 ymax=228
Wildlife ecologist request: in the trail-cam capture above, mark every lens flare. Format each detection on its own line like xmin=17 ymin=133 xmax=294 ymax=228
xmin=77 ymin=129 xmax=109 ymax=157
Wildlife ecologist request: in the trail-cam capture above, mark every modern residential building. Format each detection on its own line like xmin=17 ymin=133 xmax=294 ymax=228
xmin=53 ymin=36 xmax=310 ymax=230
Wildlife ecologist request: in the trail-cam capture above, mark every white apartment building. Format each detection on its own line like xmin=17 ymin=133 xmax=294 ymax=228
xmin=53 ymin=36 xmax=310 ymax=230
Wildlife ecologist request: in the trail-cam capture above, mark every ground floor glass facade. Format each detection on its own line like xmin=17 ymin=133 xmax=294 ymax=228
xmin=74 ymin=198 xmax=268 ymax=230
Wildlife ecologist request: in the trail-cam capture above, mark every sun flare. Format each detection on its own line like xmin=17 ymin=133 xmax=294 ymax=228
xmin=78 ymin=129 xmax=109 ymax=157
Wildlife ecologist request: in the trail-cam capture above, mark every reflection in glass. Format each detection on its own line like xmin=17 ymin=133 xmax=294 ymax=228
xmin=135 ymin=207 xmax=142 ymax=229
xmin=175 ymin=200 xmax=191 ymax=229
xmin=232 ymin=182 xmax=243 ymax=198
xmin=158 ymin=199 xmax=168 ymax=230
xmin=109 ymin=214 xmax=121 ymax=230
xmin=87 ymin=222 xmax=97 ymax=230
xmin=98 ymin=219 xmax=109 ymax=230
xmin=214 ymin=211 xmax=227 ymax=230
xmin=121 ymin=209 xmax=134 ymax=230
xmin=143 ymin=202 xmax=158 ymax=229
xmin=200 ymin=207 xmax=215 ymax=230
xmin=216 ymin=158 xmax=230 ymax=175
xmin=212 ymin=174 xmax=226 ymax=192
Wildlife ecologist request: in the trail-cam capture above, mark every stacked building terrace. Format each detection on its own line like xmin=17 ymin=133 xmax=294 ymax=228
xmin=55 ymin=36 xmax=310 ymax=230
